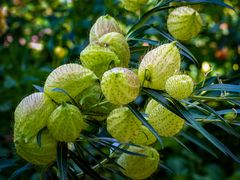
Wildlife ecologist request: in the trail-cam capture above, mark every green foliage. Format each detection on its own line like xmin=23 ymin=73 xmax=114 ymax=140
xmin=0 ymin=0 xmax=240 ymax=179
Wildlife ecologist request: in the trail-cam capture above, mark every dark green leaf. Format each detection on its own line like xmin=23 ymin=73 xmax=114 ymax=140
xmin=172 ymin=137 xmax=191 ymax=152
xmin=159 ymin=164 xmax=175 ymax=175
xmin=127 ymin=103 xmax=164 ymax=148
xmin=180 ymin=132 xmax=218 ymax=158
xmin=33 ymin=84 xmax=44 ymax=92
xmin=0 ymin=159 xmax=16 ymax=171
xmin=199 ymin=84 xmax=240 ymax=93
xmin=89 ymin=142 xmax=124 ymax=170
xmin=68 ymin=150 xmax=104 ymax=180
xmin=57 ymin=142 xmax=68 ymax=180
xmin=9 ymin=163 xmax=32 ymax=180
xmin=171 ymin=98 xmax=240 ymax=163
xmin=172 ymin=0 xmax=235 ymax=11
xmin=52 ymin=87 xmax=79 ymax=107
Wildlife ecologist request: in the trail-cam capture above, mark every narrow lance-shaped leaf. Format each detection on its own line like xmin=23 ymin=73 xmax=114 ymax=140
xmin=9 ymin=163 xmax=32 ymax=180
xmin=57 ymin=142 xmax=68 ymax=180
xmin=127 ymin=103 xmax=164 ymax=148
xmin=180 ymin=132 xmax=218 ymax=158
xmin=171 ymin=98 xmax=240 ymax=163
xmin=199 ymin=84 xmax=240 ymax=93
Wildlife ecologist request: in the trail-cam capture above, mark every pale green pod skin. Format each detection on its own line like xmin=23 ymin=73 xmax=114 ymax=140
xmin=77 ymin=85 xmax=118 ymax=121
xmin=14 ymin=92 xmax=57 ymax=143
xmin=167 ymin=6 xmax=203 ymax=41
xmin=138 ymin=42 xmax=181 ymax=90
xmin=107 ymin=107 xmax=141 ymax=143
xmin=165 ymin=74 xmax=194 ymax=100
xmin=101 ymin=67 xmax=140 ymax=105
xmin=121 ymin=0 xmax=149 ymax=12
xmin=44 ymin=63 xmax=98 ymax=103
xmin=145 ymin=99 xmax=159 ymax=115
xmin=98 ymin=32 xmax=130 ymax=67
xmin=130 ymin=125 xmax=156 ymax=145
xmin=80 ymin=44 xmax=120 ymax=77
xmin=89 ymin=15 xmax=122 ymax=43
xmin=169 ymin=2 xmax=203 ymax=12
xmin=14 ymin=129 xmax=57 ymax=165
xmin=117 ymin=146 xmax=159 ymax=179
xmin=149 ymin=104 xmax=185 ymax=137
xmin=48 ymin=103 xmax=84 ymax=142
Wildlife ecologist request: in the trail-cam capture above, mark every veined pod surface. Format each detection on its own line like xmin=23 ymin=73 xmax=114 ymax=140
xmin=89 ymin=15 xmax=122 ymax=43
xmin=78 ymin=85 xmax=118 ymax=121
xmin=165 ymin=74 xmax=194 ymax=100
xmin=121 ymin=0 xmax=149 ymax=12
xmin=47 ymin=103 xmax=85 ymax=142
xmin=14 ymin=92 xmax=57 ymax=143
xmin=167 ymin=6 xmax=203 ymax=41
xmin=98 ymin=32 xmax=130 ymax=67
xmin=149 ymin=104 xmax=185 ymax=137
xmin=107 ymin=107 xmax=141 ymax=143
xmin=80 ymin=44 xmax=120 ymax=77
xmin=14 ymin=129 xmax=57 ymax=165
xmin=138 ymin=42 xmax=181 ymax=90
xmin=44 ymin=63 xmax=98 ymax=103
xmin=145 ymin=99 xmax=159 ymax=115
xmin=101 ymin=67 xmax=140 ymax=105
xmin=117 ymin=146 xmax=159 ymax=179
xmin=130 ymin=125 xmax=156 ymax=146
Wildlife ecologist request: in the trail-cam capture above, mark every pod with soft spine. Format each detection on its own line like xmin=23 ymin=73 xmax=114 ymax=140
xmin=138 ymin=42 xmax=181 ymax=90
xmin=101 ymin=67 xmax=140 ymax=105
xmin=44 ymin=63 xmax=98 ymax=103
xmin=117 ymin=146 xmax=159 ymax=179
xmin=107 ymin=107 xmax=141 ymax=143
xmin=14 ymin=92 xmax=57 ymax=143
xmin=89 ymin=15 xmax=122 ymax=43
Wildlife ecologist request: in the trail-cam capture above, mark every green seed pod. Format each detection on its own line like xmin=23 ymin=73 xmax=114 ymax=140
xmin=169 ymin=2 xmax=203 ymax=12
xmin=165 ymin=74 xmax=194 ymax=100
xmin=78 ymin=85 xmax=118 ymax=121
xmin=89 ymin=15 xmax=122 ymax=43
xmin=48 ymin=103 xmax=84 ymax=142
xmin=130 ymin=125 xmax=156 ymax=145
xmin=14 ymin=92 xmax=57 ymax=143
xmin=117 ymin=146 xmax=159 ymax=179
xmin=107 ymin=107 xmax=141 ymax=142
xmin=149 ymin=104 xmax=185 ymax=137
xmin=138 ymin=42 xmax=181 ymax=90
xmin=44 ymin=63 xmax=98 ymax=103
xmin=80 ymin=44 xmax=120 ymax=77
xmin=145 ymin=99 xmax=159 ymax=115
xmin=101 ymin=67 xmax=140 ymax=105
xmin=121 ymin=0 xmax=149 ymax=12
xmin=14 ymin=129 xmax=57 ymax=165
xmin=98 ymin=32 xmax=130 ymax=67
xmin=167 ymin=6 xmax=203 ymax=41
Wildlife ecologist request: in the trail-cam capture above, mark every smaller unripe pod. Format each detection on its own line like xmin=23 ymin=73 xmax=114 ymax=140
xmin=145 ymin=99 xmax=159 ymax=115
xmin=167 ymin=6 xmax=203 ymax=41
xmin=98 ymin=32 xmax=130 ymax=67
xmin=44 ymin=63 xmax=98 ymax=103
xmin=54 ymin=46 xmax=67 ymax=59
xmin=107 ymin=107 xmax=141 ymax=143
xmin=121 ymin=0 xmax=149 ymax=12
xmin=165 ymin=74 xmax=194 ymax=100
xmin=130 ymin=125 xmax=156 ymax=145
xmin=14 ymin=129 xmax=57 ymax=165
xmin=80 ymin=44 xmax=120 ymax=77
xmin=149 ymin=104 xmax=185 ymax=137
xmin=0 ymin=18 xmax=8 ymax=36
xmin=47 ymin=103 xmax=85 ymax=142
xmin=117 ymin=146 xmax=159 ymax=179
xmin=101 ymin=67 xmax=140 ymax=105
xmin=89 ymin=15 xmax=122 ymax=43
xmin=14 ymin=92 xmax=57 ymax=143
xmin=78 ymin=85 xmax=118 ymax=121
xmin=138 ymin=42 xmax=181 ymax=90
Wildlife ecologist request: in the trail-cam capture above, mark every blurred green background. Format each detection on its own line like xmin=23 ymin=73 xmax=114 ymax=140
xmin=0 ymin=0 xmax=239 ymax=179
